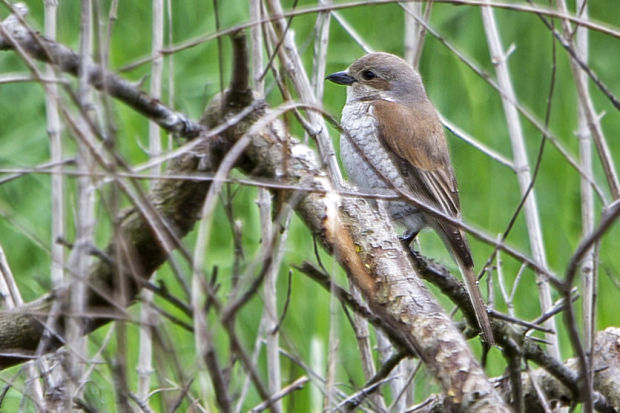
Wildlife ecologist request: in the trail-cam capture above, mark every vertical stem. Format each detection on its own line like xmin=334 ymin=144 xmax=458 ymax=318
xmin=137 ymin=0 xmax=165 ymax=404
xmin=404 ymin=2 xmax=419 ymax=65
xmin=268 ymin=213 xmax=294 ymax=413
xmin=166 ymin=0 xmax=174 ymax=152
xmin=67 ymin=0 xmax=96 ymax=407
xmin=377 ymin=331 xmax=406 ymax=412
xmin=349 ymin=285 xmax=387 ymax=410
xmin=556 ymin=0 xmax=599 ymax=410
xmin=149 ymin=0 xmax=164 ymax=161
xmin=265 ymin=0 xmax=343 ymax=187
xmin=311 ymin=0 xmax=331 ymax=102
xmin=556 ymin=11 xmax=620 ymax=200
xmin=250 ymin=0 xmax=264 ymax=94
xmin=250 ymin=3 xmax=284 ymax=408
xmin=310 ymin=338 xmax=324 ymax=410
xmin=45 ymin=1 xmax=64 ymax=289
xmin=480 ymin=2 xmax=560 ymax=358
xmin=573 ymin=0 xmax=596 ymax=360
xmin=403 ymin=2 xmax=432 ymax=69
xmin=403 ymin=2 xmax=421 ymax=67
xmin=324 ymin=317 xmax=338 ymax=411
xmin=33 ymin=0 xmax=62 ymax=409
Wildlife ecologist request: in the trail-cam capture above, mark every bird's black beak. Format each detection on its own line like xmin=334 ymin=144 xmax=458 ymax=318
xmin=326 ymin=71 xmax=356 ymax=86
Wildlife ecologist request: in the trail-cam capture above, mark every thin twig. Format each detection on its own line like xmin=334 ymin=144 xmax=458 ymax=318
xmin=249 ymin=376 xmax=309 ymax=413
xmin=480 ymin=0 xmax=559 ymax=363
xmin=113 ymin=0 xmax=620 ymax=74
xmin=563 ymin=200 xmax=620 ymax=412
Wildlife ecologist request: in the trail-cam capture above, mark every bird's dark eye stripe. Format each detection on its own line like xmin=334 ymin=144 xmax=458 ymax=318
xmin=362 ymin=70 xmax=376 ymax=80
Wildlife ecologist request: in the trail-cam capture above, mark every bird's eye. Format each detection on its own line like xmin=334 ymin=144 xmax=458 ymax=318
xmin=361 ymin=70 xmax=376 ymax=80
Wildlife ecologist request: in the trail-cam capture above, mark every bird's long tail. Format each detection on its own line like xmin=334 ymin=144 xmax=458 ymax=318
xmin=460 ymin=264 xmax=495 ymax=345
xmin=433 ymin=221 xmax=495 ymax=345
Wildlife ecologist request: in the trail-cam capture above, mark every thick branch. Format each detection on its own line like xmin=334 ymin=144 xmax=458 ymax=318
xmin=411 ymin=328 xmax=620 ymax=413
xmin=202 ymin=105 xmax=509 ymax=410
xmin=501 ymin=328 xmax=620 ymax=413
xmin=0 ymin=135 xmax=220 ymax=368
xmin=413 ymin=328 xmax=620 ymax=412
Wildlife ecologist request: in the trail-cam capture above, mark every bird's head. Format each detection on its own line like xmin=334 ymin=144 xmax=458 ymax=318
xmin=326 ymin=52 xmax=427 ymax=105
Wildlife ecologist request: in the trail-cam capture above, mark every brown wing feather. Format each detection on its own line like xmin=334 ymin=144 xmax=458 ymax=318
xmin=373 ymin=99 xmax=460 ymax=217
xmin=373 ymin=99 xmax=473 ymax=267
xmin=374 ymin=99 xmax=492 ymax=342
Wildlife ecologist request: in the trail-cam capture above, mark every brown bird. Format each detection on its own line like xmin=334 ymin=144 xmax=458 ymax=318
xmin=327 ymin=52 xmax=494 ymax=345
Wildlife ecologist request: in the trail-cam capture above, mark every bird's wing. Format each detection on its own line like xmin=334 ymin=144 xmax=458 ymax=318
xmin=373 ymin=99 xmax=460 ymax=218
xmin=373 ymin=99 xmax=473 ymax=267
xmin=374 ymin=100 xmax=492 ymax=343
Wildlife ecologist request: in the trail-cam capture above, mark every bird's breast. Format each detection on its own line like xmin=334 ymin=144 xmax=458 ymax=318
xmin=340 ymin=101 xmax=406 ymax=192
xmin=339 ymin=101 xmax=425 ymax=234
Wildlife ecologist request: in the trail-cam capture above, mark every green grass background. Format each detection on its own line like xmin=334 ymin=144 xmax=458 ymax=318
xmin=0 ymin=0 xmax=619 ymax=410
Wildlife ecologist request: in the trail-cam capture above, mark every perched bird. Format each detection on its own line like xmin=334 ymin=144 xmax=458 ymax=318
xmin=327 ymin=52 xmax=494 ymax=345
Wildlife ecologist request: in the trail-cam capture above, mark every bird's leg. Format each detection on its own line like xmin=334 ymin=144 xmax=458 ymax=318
xmin=399 ymin=230 xmax=419 ymax=246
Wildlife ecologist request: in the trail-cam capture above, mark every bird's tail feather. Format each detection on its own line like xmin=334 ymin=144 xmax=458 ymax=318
xmin=432 ymin=221 xmax=495 ymax=344
xmin=460 ymin=264 xmax=495 ymax=345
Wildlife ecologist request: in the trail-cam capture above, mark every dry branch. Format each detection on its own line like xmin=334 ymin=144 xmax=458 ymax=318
xmin=206 ymin=89 xmax=510 ymax=413
xmin=0 ymin=132 xmax=223 ymax=368
xmin=410 ymin=328 xmax=620 ymax=412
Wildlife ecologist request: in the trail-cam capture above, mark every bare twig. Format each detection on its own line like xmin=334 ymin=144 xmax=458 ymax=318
xmin=264 ymin=0 xmax=344 ymax=187
xmin=480 ymin=0 xmax=559 ymax=364
xmin=249 ymin=376 xmax=309 ymax=413
xmin=562 ymin=201 xmax=620 ymax=412
xmin=0 ymin=4 xmax=202 ymax=138
xmin=565 ymin=0 xmax=598 ymax=410
xmin=114 ymin=0 xmax=620 ymax=73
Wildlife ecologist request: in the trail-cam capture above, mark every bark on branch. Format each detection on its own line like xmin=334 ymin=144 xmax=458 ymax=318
xmin=409 ymin=328 xmax=620 ymax=412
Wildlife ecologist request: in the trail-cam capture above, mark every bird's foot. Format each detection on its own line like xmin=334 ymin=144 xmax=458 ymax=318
xmin=399 ymin=231 xmax=419 ymax=246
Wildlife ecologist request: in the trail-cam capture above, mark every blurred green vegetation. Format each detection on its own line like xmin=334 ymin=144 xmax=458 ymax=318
xmin=0 ymin=0 xmax=619 ymax=411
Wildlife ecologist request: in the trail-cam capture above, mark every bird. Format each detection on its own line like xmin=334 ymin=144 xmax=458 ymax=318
xmin=326 ymin=52 xmax=494 ymax=345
